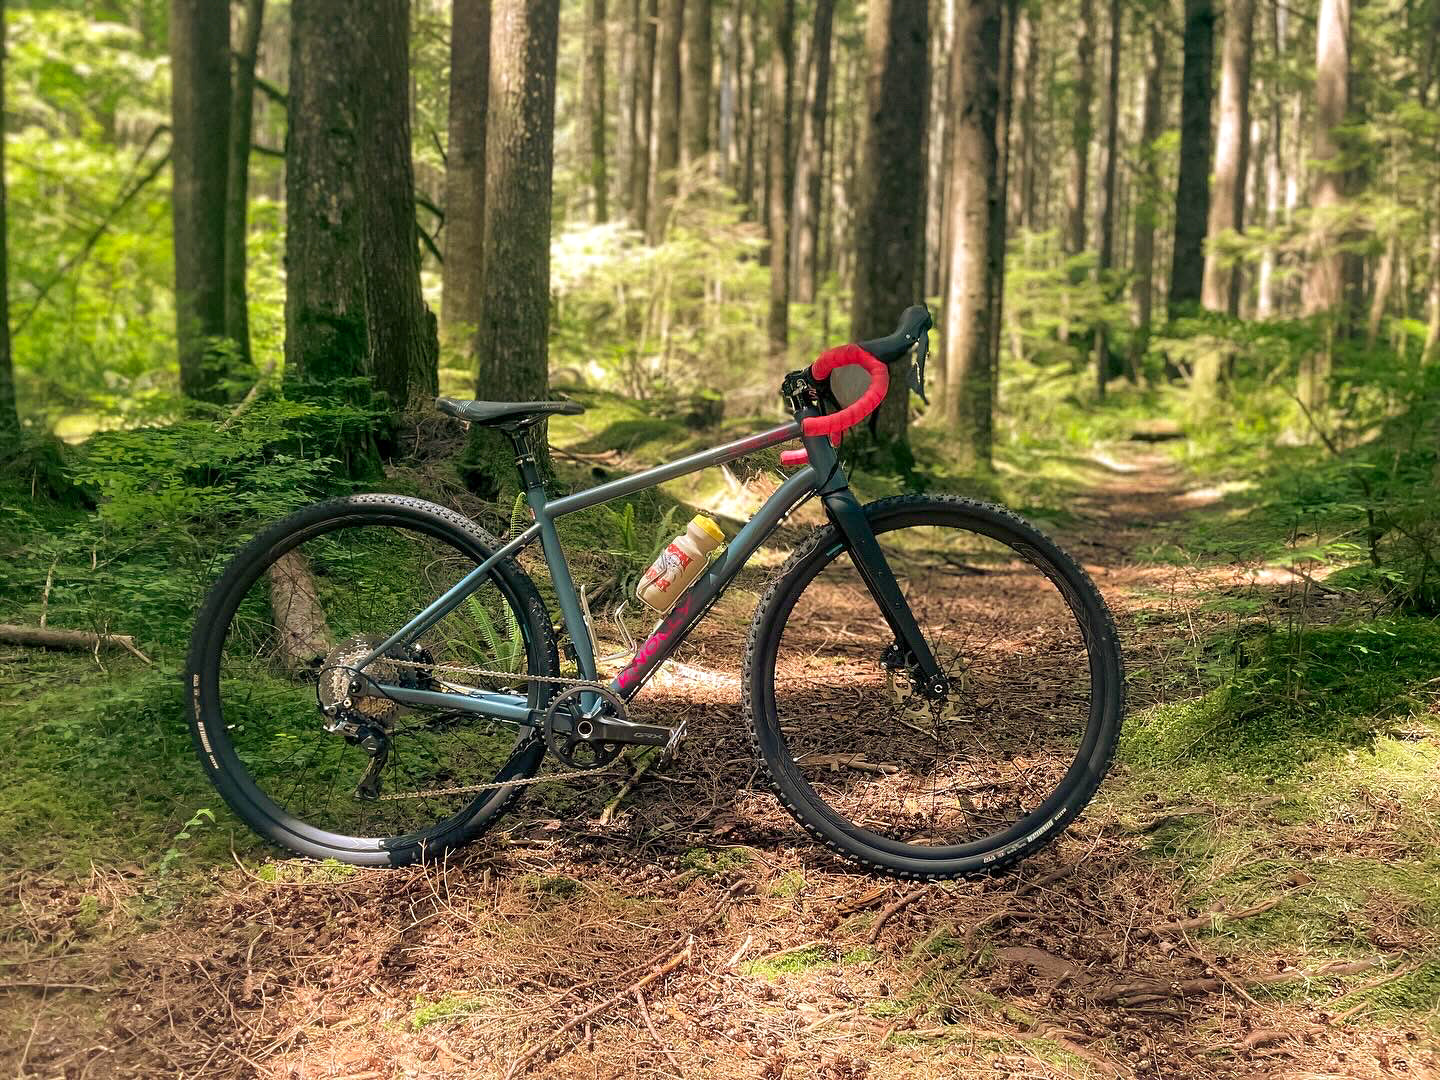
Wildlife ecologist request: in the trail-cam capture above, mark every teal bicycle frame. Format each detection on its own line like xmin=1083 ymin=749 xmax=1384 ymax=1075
xmin=352 ymin=407 xmax=943 ymax=730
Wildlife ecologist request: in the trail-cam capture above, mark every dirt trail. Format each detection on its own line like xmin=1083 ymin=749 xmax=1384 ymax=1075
xmin=5 ymin=449 xmax=1434 ymax=1080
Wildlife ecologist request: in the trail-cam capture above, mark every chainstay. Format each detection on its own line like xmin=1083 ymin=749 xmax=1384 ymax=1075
xmin=379 ymin=654 xmax=608 ymax=688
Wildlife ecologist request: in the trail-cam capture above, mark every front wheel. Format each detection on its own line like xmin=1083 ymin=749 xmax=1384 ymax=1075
xmin=744 ymin=495 xmax=1124 ymax=880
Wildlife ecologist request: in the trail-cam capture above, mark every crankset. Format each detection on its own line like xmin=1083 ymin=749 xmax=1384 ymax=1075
xmin=542 ymin=683 xmax=676 ymax=769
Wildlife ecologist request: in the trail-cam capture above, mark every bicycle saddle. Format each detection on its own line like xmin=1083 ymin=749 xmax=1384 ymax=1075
xmin=434 ymin=396 xmax=585 ymax=429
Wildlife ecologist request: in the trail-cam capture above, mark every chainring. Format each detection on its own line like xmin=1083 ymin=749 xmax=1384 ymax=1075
xmin=543 ymin=683 xmax=626 ymax=770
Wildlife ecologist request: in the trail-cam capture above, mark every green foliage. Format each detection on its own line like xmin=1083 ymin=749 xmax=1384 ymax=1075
xmin=156 ymin=807 xmax=215 ymax=875
xmin=594 ymin=500 xmax=680 ymax=595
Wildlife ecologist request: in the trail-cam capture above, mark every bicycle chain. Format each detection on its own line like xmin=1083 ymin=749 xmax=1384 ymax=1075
xmin=366 ymin=655 xmax=633 ymax=801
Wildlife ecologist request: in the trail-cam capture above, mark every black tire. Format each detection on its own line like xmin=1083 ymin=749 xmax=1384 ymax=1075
xmin=744 ymin=494 xmax=1123 ymax=880
xmin=186 ymin=494 xmax=558 ymax=866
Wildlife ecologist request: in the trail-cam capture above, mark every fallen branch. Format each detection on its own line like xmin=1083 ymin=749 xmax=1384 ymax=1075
xmin=868 ymin=885 xmax=930 ymax=944
xmin=503 ymin=940 xmax=694 ymax=1079
xmin=1094 ymin=957 xmax=1384 ymax=1007
xmin=598 ymin=748 xmax=660 ymax=826
xmin=217 ymin=360 xmax=277 ymax=432
xmin=633 ymin=988 xmax=686 ymax=1078
xmin=1150 ymin=896 xmax=1285 ymax=936
xmin=0 ymin=624 xmax=151 ymax=665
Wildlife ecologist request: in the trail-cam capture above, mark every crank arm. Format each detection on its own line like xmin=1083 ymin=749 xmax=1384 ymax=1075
xmin=559 ymin=713 xmax=674 ymax=748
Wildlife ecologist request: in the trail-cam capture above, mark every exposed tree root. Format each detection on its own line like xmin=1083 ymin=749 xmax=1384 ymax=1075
xmin=0 ymin=624 xmax=151 ymax=664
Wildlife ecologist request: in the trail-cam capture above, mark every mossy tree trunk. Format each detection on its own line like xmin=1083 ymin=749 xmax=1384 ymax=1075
xmin=170 ymin=0 xmax=232 ymax=403
xmin=1130 ymin=19 xmax=1167 ymax=373
xmin=682 ymin=0 xmax=713 ymax=172
xmin=223 ymin=0 xmax=264 ymax=370
xmin=442 ymin=0 xmax=490 ymax=345
xmin=467 ymin=0 xmax=561 ymax=497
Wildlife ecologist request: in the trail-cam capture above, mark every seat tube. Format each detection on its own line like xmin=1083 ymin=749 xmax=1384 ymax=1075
xmin=526 ymin=485 xmax=599 ymax=682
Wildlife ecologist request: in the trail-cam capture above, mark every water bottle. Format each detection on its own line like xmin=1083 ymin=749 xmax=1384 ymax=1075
xmin=636 ymin=514 xmax=725 ymax=612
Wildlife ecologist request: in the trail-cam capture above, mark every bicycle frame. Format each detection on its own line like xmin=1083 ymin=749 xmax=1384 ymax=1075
xmin=356 ymin=410 xmax=942 ymax=727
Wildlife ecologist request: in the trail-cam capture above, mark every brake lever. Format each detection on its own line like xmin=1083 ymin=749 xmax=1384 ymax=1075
xmin=907 ymin=331 xmax=930 ymax=404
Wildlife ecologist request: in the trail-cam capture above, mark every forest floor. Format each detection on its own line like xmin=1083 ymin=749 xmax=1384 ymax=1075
xmin=3 ymin=433 xmax=1438 ymax=1080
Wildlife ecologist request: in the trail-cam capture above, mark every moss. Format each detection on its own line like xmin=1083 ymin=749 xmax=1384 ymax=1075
xmin=679 ymin=846 xmax=751 ymax=876
xmin=744 ymin=944 xmax=832 ymax=978
xmin=764 ymin=870 xmax=807 ymax=898
xmin=408 ymin=992 xmax=491 ymax=1031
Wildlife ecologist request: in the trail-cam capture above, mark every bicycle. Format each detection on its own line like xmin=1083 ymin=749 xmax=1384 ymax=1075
xmin=186 ymin=304 xmax=1125 ymax=879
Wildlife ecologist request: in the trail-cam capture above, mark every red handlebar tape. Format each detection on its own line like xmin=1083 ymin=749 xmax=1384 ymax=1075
xmin=780 ymin=344 xmax=889 ymax=466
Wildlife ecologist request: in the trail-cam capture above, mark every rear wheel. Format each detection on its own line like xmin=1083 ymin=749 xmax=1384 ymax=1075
xmin=186 ymin=495 xmax=558 ymax=866
xmin=744 ymin=495 xmax=1123 ymax=880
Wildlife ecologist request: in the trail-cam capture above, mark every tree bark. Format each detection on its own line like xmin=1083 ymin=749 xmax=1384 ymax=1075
xmin=852 ymin=0 xmax=928 ymax=451
xmin=442 ymin=0 xmax=490 ymax=342
xmin=1095 ymin=0 xmax=1121 ymax=398
xmin=1300 ymin=0 xmax=1351 ymax=410
xmin=170 ymin=0 xmax=231 ymax=402
xmin=790 ymin=0 xmax=835 ymax=303
xmin=941 ymin=0 xmax=1001 ymax=469
xmin=224 ymin=0 xmax=264 ymax=369
xmin=469 ymin=0 xmax=561 ymax=492
xmin=1065 ymin=0 xmax=1094 ymax=256
xmin=1256 ymin=0 xmax=1285 ymax=318
xmin=1008 ymin=5 xmax=1033 ymax=232
xmin=766 ymin=0 xmax=795 ymax=359
xmin=267 ymin=550 xmax=334 ymax=675
xmin=360 ymin=4 xmax=438 ymax=417
xmin=0 ymin=3 xmax=16 ymax=452
xmin=1130 ymin=18 xmax=1167 ymax=373
xmin=648 ymin=0 xmax=683 ymax=242
xmin=682 ymin=0 xmax=712 ymax=171
xmin=584 ymin=0 xmax=608 ymax=221
xmin=1200 ymin=0 xmax=1255 ymax=315
xmin=633 ymin=0 xmax=657 ymax=232
xmin=1169 ymin=0 xmax=1215 ymax=313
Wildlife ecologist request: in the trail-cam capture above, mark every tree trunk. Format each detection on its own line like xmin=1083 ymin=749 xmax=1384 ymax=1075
xmin=718 ymin=4 xmax=736 ymax=177
xmin=850 ymin=0 xmax=928 ymax=454
xmin=584 ymin=0 xmax=608 ymax=221
xmin=941 ymin=0 xmax=1001 ymax=469
xmin=287 ymin=0 xmax=366 ymax=390
xmin=790 ymin=0 xmax=835 ymax=303
xmin=442 ymin=0 xmax=490 ymax=342
xmin=633 ymin=0 xmax=657 ymax=232
xmin=170 ymin=0 xmax=231 ymax=402
xmin=682 ymin=0 xmax=712 ymax=171
xmin=1008 ymin=6 xmax=1033 ymax=232
xmin=1095 ymin=0 xmax=1121 ymax=398
xmin=468 ymin=0 xmax=561 ymax=493
xmin=0 ymin=3 xmax=16 ymax=452
xmin=647 ymin=0 xmax=682 ymax=242
xmin=989 ymin=0 xmax=1016 ymax=386
xmin=742 ymin=7 xmax=761 ymax=211
xmin=1168 ymin=0 xmax=1215 ymax=313
xmin=224 ymin=0 xmax=264 ymax=369
xmin=1065 ymin=0 xmax=1094 ymax=257
xmin=361 ymin=3 xmax=438 ymax=418
xmin=1200 ymin=0 xmax=1255 ymax=316
xmin=287 ymin=1 xmax=437 ymax=422
xmin=1300 ymin=0 xmax=1351 ymax=410
xmin=766 ymin=0 xmax=795 ymax=359
xmin=268 ymin=550 xmax=334 ymax=675
xmin=1130 ymin=18 xmax=1167 ymax=373
xmin=1256 ymin=0 xmax=1285 ymax=318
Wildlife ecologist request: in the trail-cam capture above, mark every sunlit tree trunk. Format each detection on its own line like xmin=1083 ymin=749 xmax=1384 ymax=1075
xmin=442 ymin=0 xmax=489 ymax=342
xmin=1130 ymin=18 xmax=1167 ymax=373
xmin=1256 ymin=0 xmax=1286 ymax=318
xmin=1300 ymin=0 xmax=1350 ymax=411
xmin=682 ymin=0 xmax=712 ymax=171
xmin=469 ymin=0 xmax=560 ymax=493
xmin=941 ymin=0 xmax=1001 ymax=469
xmin=1008 ymin=5 xmax=1033 ymax=232
xmin=171 ymin=0 xmax=231 ymax=402
xmin=583 ymin=0 xmax=608 ymax=221
xmin=766 ymin=0 xmax=795 ymax=359
xmin=632 ymin=0 xmax=656 ymax=232
xmin=647 ymin=0 xmax=682 ymax=242
xmin=1095 ymin=0 xmax=1121 ymax=398
xmin=1169 ymin=0 xmax=1215 ymax=313
xmin=1200 ymin=0 xmax=1255 ymax=317
xmin=223 ymin=0 xmax=264 ymax=368
xmin=1065 ymin=0 xmax=1094 ymax=257
xmin=791 ymin=0 xmax=834 ymax=303
xmin=0 ymin=4 xmax=17 ymax=451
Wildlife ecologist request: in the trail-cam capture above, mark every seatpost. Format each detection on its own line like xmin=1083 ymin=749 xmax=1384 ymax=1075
xmin=504 ymin=427 xmax=545 ymax=493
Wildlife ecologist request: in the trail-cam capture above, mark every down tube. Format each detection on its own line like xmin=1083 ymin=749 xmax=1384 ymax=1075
xmin=610 ymin=465 xmax=818 ymax=698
